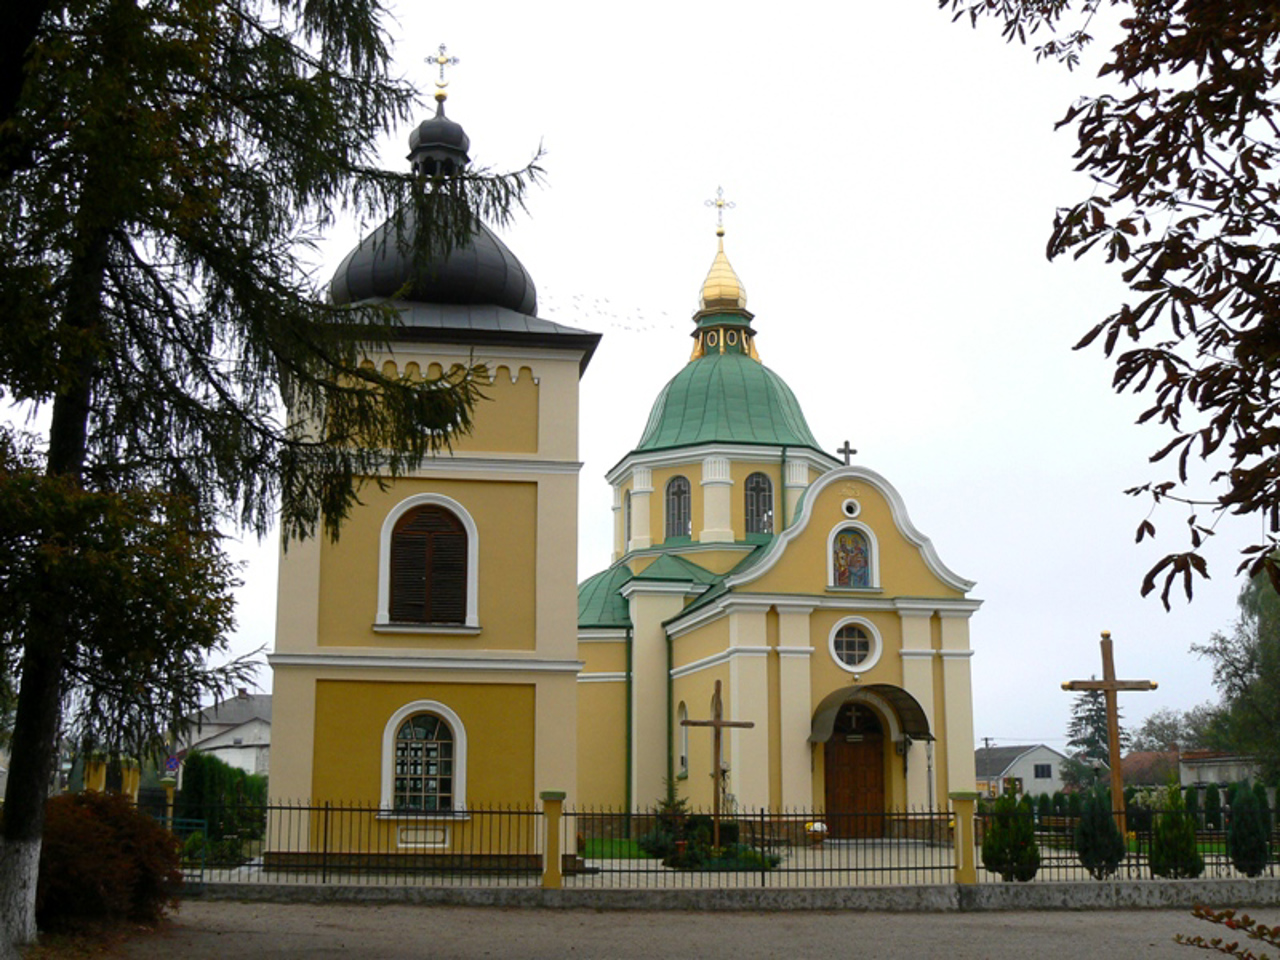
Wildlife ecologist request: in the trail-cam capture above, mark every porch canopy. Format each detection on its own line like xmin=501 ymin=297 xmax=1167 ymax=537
xmin=808 ymin=684 xmax=934 ymax=743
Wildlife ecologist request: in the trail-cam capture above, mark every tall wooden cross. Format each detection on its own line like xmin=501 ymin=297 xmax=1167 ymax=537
xmin=681 ymin=679 xmax=754 ymax=847
xmin=1061 ymin=630 xmax=1157 ymax=835
xmin=837 ymin=441 xmax=857 ymax=465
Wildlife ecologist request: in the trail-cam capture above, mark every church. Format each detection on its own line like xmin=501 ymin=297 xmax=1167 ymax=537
xmin=269 ymin=78 xmax=980 ymax=845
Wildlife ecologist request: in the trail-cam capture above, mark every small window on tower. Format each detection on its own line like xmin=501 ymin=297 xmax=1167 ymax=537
xmin=665 ymin=476 xmax=691 ymax=539
xmin=390 ymin=505 xmax=467 ymax=623
xmin=745 ymin=472 xmax=773 ymax=535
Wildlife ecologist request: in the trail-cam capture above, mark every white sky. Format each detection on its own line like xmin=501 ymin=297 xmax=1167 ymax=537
xmin=222 ymin=1 xmax=1256 ymax=753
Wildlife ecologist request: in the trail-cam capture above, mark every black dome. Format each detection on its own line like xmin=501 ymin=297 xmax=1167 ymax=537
xmin=407 ymin=99 xmax=470 ymax=177
xmin=330 ymin=210 xmax=537 ymax=315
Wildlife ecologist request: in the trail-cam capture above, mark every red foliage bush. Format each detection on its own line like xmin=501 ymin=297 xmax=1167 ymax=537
xmin=36 ymin=791 xmax=181 ymax=930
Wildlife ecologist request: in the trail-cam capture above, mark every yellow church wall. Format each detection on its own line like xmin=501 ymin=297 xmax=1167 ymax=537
xmin=670 ymin=619 xmax=730 ymax=671
xmin=578 ymin=640 xmax=627 ymax=675
xmin=671 ymin=667 xmax=730 ymax=809
xmin=575 ymin=680 xmax=628 ymax=807
xmin=806 ymin=609 xmax=902 ymax=691
xmin=424 ymin=362 xmax=539 ymax=455
xmin=746 ymin=480 xmax=965 ymax=600
xmin=311 ymin=679 xmax=536 ymax=806
xmin=315 ymin=479 xmax=537 ymax=650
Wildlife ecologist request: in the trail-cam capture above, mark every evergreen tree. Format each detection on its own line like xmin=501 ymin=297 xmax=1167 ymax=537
xmin=1150 ymin=787 xmax=1205 ymax=880
xmin=1036 ymin=793 xmax=1052 ymax=821
xmin=1075 ymin=789 xmax=1126 ymax=881
xmin=1184 ymin=788 xmax=1201 ymax=832
xmin=1227 ymin=783 xmax=1270 ymax=878
xmin=1065 ymin=688 xmax=1129 ymax=782
xmin=981 ymin=793 xmax=1041 ymax=882
xmin=1252 ymin=781 xmax=1271 ymax=836
xmin=0 ymin=0 xmax=538 ymax=947
xmin=1204 ymin=784 xmax=1223 ymax=831
xmin=1067 ymin=792 xmax=1083 ymax=819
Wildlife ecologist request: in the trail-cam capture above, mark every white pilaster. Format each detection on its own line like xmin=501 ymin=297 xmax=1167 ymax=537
xmin=898 ymin=606 xmax=937 ymax=808
xmin=783 ymin=460 xmax=810 ymax=528
xmin=777 ymin=605 xmax=815 ymax=809
xmin=940 ymin=612 xmax=977 ymax=798
xmin=629 ymin=467 xmax=652 ymax=551
xmin=699 ymin=456 xmax=734 ymax=543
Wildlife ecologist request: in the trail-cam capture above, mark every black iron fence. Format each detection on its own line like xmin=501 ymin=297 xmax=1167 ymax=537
xmin=153 ymin=800 xmax=1280 ymax=889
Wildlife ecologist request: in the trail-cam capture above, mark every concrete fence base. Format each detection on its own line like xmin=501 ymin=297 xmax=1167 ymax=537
xmin=187 ymin=878 xmax=1280 ymax=913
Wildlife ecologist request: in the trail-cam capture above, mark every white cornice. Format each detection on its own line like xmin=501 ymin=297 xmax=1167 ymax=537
xmin=665 ymin=592 xmax=982 ymax=639
xmin=386 ymin=343 xmax=589 ymax=366
xmin=939 ymin=650 xmax=975 ymax=660
xmin=900 ymin=650 xmax=937 ymax=660
xmin=619 ymin=580 xmax=709 ymax=600
xmin=405 ymin=457 xmax=584 ymax=477
xmin=722 ymin=466 xmax=977 ymax=593
xmin=777 ymin=646 xmax=815 ymax=658
xmin=578 ymin=629 xmax=628 ymax=643
xmin=670 ymin=645 xmax=770 ymax=679
xmin=577 ymin=672 xmax=626 ymax=683
xmin=607 ymin=443 xmax=838 ymax=486
xmin=269 ymin=652 xmax=583 ymax=674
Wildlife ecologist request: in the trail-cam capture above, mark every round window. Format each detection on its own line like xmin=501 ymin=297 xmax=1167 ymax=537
xmin=726 ymin=330 xmax=738 ymax=345
xmin=842 ymin=498 xmax=860 ymax=518
xmin=706 ymin=331 xmax=719 ymax=347
xmin=833 ymin=625 xmax=872 ymax=667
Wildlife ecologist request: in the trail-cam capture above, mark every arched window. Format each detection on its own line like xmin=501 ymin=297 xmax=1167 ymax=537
xmin=745 ymin=472 xmax=773 ymax=535
xmin=832 ymin=527 xmax=872 ymax=588
xmin=390 ymin=504 xmax=467 ymax=623
xmin=392 ymin=713 xmax=454 ymax=812
xmin=665 ymin=476 xmax=691 ymax=539
xmin=381 ymin=700 xmax=468 ymax=813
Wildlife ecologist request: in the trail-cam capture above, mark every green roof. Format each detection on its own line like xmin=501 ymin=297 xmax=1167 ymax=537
xmin=634 ymin=351 xmax=822 ymax=452
xmin=577 ymin=565 xmax=634 ymax=628
xmin=632 ymin=553 xmax=722 ymax=585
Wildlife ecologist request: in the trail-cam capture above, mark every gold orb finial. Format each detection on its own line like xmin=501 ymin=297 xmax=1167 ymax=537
xmin=427 ymin=43 xmax=459 ymax=102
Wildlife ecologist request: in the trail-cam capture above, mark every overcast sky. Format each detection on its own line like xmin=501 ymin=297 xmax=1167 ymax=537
xmin=213 ymin=2 xmax=1260 ymax=753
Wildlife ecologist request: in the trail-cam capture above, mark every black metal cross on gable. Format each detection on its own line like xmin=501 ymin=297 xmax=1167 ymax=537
xmin=837 ymin=441 xmax=856 ymax=465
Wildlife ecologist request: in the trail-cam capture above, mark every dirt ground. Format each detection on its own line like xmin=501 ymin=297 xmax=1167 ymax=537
xmin=69 ymin=899 xmax=1273 ymax=960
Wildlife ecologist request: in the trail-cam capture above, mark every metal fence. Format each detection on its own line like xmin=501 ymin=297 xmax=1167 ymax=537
xmin=158 ymin=801 xmax=1280 ymax=889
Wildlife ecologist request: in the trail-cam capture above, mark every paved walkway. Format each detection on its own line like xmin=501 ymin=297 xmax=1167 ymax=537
xmin=109 ymin=900 xmax=1260 ymax=959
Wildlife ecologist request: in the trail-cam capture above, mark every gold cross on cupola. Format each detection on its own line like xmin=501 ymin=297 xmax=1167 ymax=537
xmin=705 ymin=186 xmax=735 ymax=237
xmin=427 ymin=43 xmax=460 ymax=101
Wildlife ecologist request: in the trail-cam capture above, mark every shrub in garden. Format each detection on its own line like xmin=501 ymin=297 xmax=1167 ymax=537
xmin=1227 ymin=783 xmax=1270 ymax=878
xmin=1075 ymin=790 xmax=1126 ymax=880
xmin=1184 ymin=787 xmax=1201 ymax=830
xmin=1036 ymin=793 xmax=1052 ymax=820
xmin=1126 ymin=787 xmax=1154 ymax=833
xmin=1205 ymin=783 xmax=1223 ymax=830
xmin=1150 ymin=785 xmax=1205 ymax=879
xmin=36 ymin=791 xmax=181 ymax=931
xmin=636 ymin=788 xmax=689 ymax=859
xmin=1067 ymin=792 xmax=1083 ymax=819
xmin=1052 ymin=792 xmax=1066 ymax=816
xmin=1252 ymin=781 xmax=1271 ymax=836
xmin=981 ymin=793 xmax=1040 ymax=882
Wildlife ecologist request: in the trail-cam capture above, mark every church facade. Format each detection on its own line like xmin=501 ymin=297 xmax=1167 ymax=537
xmin=269 ymin=86 xmax=980 ymax=844
xmin=576 ymin=224 xmax=981 ymax=831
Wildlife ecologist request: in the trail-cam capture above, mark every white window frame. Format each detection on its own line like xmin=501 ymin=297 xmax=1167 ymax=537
xmin=827 ymin=616 xmax=884 ymax=674
xmin=377 ymin=493 xmax=480 ymax=628
xmin=380 ymin=699 xmax=468 ymax=815
xmin=826 ymin=520 xmax=880 ymax=589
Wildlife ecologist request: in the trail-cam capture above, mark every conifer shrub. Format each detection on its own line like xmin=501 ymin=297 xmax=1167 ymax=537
xmin=1184 ymin=787 xmax=1201 ymax=830
xmin=1075 ymin=790 xmax=1126 ymax=880
xmin=1150 ymin=785 xmax=1205 ymax=879
xmin=1252 ymin=782 xmax=1271 ymax=836
xmin=981 ymin=793 xmax=1040 ymax=882
xmin=1205 ymin=783 xmax=1223 ymax=830
xmin=1227 ymin=783 xmax=1270 ymax=878
xmin=1067 ymin=792 xmax=1083 ymax=819
xmin=1052 ymin=792 xmax=1067 ymax=816
xmin=36 ymin=791 xmax=181 ymax=931
xmin=1036 ymin=793 xmax=1052 ymax=820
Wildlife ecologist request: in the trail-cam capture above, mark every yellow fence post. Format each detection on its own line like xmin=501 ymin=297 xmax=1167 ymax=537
xmin=949 ymin=791 xmax=980 ymax=885
xmin=540 ymin=791 xmax=565 ymax=890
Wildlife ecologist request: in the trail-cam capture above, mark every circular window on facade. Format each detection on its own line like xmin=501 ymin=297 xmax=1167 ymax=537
xmin=841 ymin=498 xmax=860 ymax=518
xmin=726 ymin=330 xmax=738 ymax=345
xmin=706 ymin=331 xmax=719 ymax=347
xmin=830 ymin=620 xmax=882 ymax=672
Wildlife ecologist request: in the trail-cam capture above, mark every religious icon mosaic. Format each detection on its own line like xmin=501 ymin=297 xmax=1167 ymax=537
xmin=833 ymin=528 xmax=870 ymax=587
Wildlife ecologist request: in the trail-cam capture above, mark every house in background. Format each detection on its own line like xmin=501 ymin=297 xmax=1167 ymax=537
xmin=1121 ymin=749 xmax=1180 ymax=787
xmin=180 ymin=690 xmax=272 ymax=778
xmin=975 ymin=744 xmax=1069 ymax=797
xmin=1179 ymin=750 xmax=1258 ymax=788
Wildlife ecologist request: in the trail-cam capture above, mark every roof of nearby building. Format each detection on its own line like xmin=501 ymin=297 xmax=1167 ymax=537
xmin=189 ymin=692 xmax=272 ymax=729
xmin=1121 ymin=750 xmax=1179 ymax=784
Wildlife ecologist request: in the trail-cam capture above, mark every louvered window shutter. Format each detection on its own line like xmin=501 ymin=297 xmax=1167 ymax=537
xmin=390 ymin=506 xmax=468 ymax=623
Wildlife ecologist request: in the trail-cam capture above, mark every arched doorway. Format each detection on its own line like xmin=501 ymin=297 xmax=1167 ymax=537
xmin=823 ymin=702 xmax=885 ymax=838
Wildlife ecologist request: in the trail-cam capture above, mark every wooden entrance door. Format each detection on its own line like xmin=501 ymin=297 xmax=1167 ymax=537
xmin=823 ymin=703 xmax=885 ymax=838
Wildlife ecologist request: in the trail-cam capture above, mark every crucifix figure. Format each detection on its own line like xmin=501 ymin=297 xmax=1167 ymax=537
xmin=681 ymin=679 xmax=754 ymax=847
xmin=705 ymin=186 xmax=736 ymax=236
xmin=837 ymin=441 xmax=856 ymax=465
xmin=1062 ymin=630 xmax=1157 ymax=835
xmin=426 ymin=43 xmax=460 ymax=97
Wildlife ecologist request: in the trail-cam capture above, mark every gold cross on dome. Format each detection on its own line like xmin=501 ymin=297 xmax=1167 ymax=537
xmin=427 ymin=43 xmax=460 ymax=91
xmin=705 ymin=186 xmax=735 ymax=235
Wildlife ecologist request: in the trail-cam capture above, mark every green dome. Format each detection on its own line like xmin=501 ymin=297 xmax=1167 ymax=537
xmin=635 ymin=351 xmax=822 ymax=452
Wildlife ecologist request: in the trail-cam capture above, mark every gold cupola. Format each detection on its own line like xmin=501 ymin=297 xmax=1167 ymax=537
xmin=699 ymin=228 xmax=748 ymax=312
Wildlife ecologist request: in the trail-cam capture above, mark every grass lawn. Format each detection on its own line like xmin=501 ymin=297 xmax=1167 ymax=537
xmin=580 ymin=837 xmax=654 ymax=859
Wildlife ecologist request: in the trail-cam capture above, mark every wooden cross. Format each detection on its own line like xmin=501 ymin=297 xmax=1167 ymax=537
xmin=681 ymin=679 xmax=754 ymax=847
xmin=837 ymin=441 xmax=857 ymax=465
xmin=705 ymin=186 xmax=735 ymax=236
xmin=1062 ymin=630 xmax=1157 ymax=835
xmin=427 ymin=43 xmax=460 ymax=95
